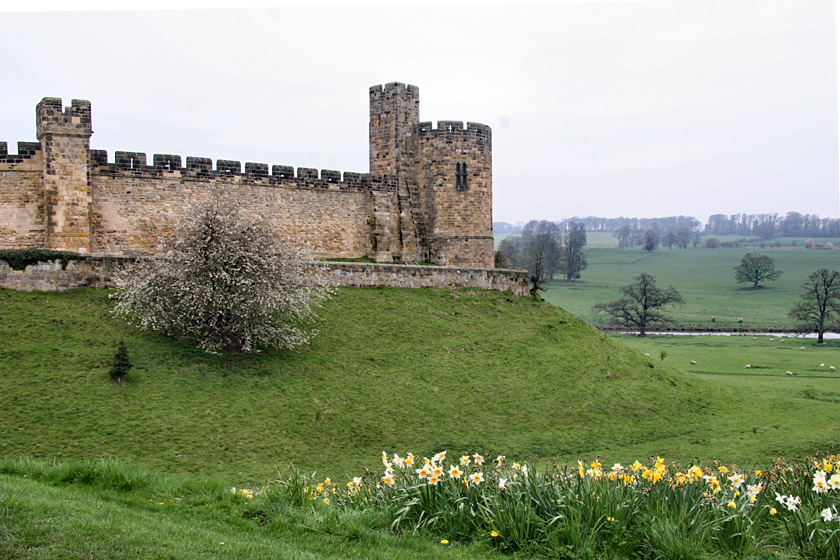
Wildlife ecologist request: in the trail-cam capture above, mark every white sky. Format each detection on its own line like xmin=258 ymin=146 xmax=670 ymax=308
xmin=1 ymin=0 xmax=838 ymax=224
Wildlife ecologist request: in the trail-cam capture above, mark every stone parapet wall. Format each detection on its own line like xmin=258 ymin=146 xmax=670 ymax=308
xmin=0 ymin=256 xmax=529 ymax=297
xmin=320 ymin=262 xmax=529 ymax=296
xmin=0 ymin=255 xmax=130 ymax=291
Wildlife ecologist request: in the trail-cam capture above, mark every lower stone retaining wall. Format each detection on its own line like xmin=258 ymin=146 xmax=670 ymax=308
xmin=0 ymin=256 xmax=131 ymax=291
xmin=320 ymin=262 xmax=529 ymax=296
xmin=0 ymin=256 xmax=529 ymax=296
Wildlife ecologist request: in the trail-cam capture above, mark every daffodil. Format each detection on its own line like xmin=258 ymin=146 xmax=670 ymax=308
xmin=820 ymin=507 xmax=834 ymax=522
xmin=473 ymin=453 xmax=484 ymax=465
xmin=727 ymin=472 xmax=745 ymax=489
xmin=813 ymin=471 xmax=828 ymax=494
xmin=470 ymin=472 xmax=485 ymax=485
xmin=428 ymin=475 xmax=440 ymax=485
xmin=449 ymin=465 xmax=463 ymax=479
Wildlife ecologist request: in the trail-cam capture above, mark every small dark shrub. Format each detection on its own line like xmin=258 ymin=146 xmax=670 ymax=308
xmin=108 ymin=341 xmax=133 ymax=383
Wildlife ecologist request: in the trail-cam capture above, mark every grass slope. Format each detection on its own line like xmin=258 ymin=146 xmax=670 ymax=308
xmin=545 ymin=247 xmax=840 ymax=329
xmin=0 ymin=458 xmax=502 ymax=560
xmin=1 ymin=286 xmax=726 ymax=483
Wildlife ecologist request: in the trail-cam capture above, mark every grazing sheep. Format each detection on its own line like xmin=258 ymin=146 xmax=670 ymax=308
xmin=690 ymin=360 xmax=697 ymax=365
xmin=830 ymin=366 xmax=837 ymax=372
xmin=752 ymin=337 xmax=757 ymax=340
xmin=786 ymin=371 xmax=794 ymax=376
xmin=821 ymin=363 xmax=825 ymax=367
xmin=800 ymin=346 xmax=806 ymax=350
xmin=745 ymin=364 xmax=751 ymax=369
xmin=769 ymin=339 xmax=774 ymax=342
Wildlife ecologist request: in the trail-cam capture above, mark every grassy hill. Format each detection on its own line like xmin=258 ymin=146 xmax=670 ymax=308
xmin=3 ymin=286 xmax=839 ymax=488
xmin=0 ymin=286 xmax=735 ymax=484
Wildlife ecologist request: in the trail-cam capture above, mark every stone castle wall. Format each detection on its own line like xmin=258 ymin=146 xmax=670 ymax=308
xmin=0 ymin=143 xmax=45 ymax=248
xmin=1 ymin=83 xmax=500 ymax=279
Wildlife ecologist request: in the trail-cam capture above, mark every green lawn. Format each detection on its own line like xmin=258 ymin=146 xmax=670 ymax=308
xmin=2 ymin=286 xmax=840 ymax=558
xmin=545 ymin=246 xmax=840 ymax=330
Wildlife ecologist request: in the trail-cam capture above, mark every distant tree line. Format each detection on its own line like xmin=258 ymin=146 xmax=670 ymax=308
xmin=494 ymin=212 xmax=840 ymax=240
xmin=705 ymin=212 xmax=840 ymax=239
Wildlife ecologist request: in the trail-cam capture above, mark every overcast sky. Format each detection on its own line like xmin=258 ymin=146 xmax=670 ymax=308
xmin=1 ymin=0 xmax=838 ymax=224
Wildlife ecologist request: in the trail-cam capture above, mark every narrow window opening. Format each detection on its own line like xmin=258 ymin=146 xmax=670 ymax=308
xmin=455 ymin=163 xmax=468 ymax=191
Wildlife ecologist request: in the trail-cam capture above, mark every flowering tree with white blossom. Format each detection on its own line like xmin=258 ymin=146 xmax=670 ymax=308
xmin=113 ymin=197 xmax=332 ymax=354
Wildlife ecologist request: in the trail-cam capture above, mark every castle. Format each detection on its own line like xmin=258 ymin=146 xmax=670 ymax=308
xmin=0 ymin=83 xmax=494 ymax=268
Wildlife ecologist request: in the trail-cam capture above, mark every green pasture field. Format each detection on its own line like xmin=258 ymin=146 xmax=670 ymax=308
xmin=545 ymin=246 xmax=840 ymax=329
xmin=616 ymin=334 xmax=840 ymax=378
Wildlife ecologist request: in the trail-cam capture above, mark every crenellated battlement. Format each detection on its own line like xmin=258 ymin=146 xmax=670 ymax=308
xmin=86 ymin=149 xmax=395 ymax=192
xmin=36 ymin=98 xmax=92 ymax=140
xmin=0 ymin=142 xmax=42 ymax=164
xmin=417 ymin=121 xmax=492 ymax=139
xmin=369 ymin=82 xmax=420 ymax=103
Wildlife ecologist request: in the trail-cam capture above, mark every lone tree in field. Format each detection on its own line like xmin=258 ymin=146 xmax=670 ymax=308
xmin=789 ymin=268 xmax=840 ymax=344
xmin=594 ymin=272 xmax=684 ymax=336
xmin=559 ymin=222 xmax=588 ymax=282
xmin=113 ymin=197 xmax=332 ymax=354
xmin=529 ymin=251 xmax=549 ymax=299
xmin=734 ymin=253 xmax=782 ymax=288
xmin=641 ymin=229 xmax=659 ymax=253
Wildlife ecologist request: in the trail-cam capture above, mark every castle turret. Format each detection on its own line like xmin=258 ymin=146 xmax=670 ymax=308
xmin=36 ymin=97 xmax=93 ymax=253
xmin=414 ymin=120 xmax=493 ymax=267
